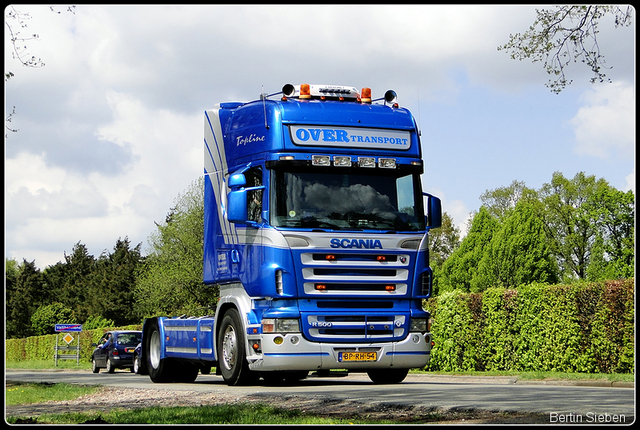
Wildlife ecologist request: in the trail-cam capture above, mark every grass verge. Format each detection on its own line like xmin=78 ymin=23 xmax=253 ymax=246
xmin=6 ymin=381 xmax=100 ymax=406
xmin=6 ymin=400 xmax=390 ymax=425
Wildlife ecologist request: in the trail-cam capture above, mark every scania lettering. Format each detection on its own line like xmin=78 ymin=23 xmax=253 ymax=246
xmin=140 ymin=83 xmax=442 ymax=385
xmin=330 ymin=238 xmax=383 ymax=249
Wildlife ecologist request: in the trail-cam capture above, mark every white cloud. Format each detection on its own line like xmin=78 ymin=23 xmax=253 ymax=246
xmin=624 ymin=167 xmax=635 ymax=193
xmin=4 ymin=5 xmax=635 ymax=270
xmin=569 ymin=82 xmax=635 ymax=159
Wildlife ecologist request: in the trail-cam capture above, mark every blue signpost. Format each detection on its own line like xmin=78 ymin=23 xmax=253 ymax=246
xmin=54 ymin=324 xmax=83 ymax=332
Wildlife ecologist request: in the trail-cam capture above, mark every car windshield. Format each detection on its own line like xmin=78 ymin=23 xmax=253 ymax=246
xmin=272 ymin=168 xmax=425 ymax=231
xmin=117 ymin=333 xmax=142 ymax=345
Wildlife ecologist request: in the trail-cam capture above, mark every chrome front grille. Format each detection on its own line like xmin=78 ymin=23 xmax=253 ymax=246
xmin=302 ymin=314 xmax=407 ymax=342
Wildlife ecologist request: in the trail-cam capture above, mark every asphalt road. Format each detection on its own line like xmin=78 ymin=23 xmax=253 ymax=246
xmin=5 ymin=369 xmax=635 ymax=424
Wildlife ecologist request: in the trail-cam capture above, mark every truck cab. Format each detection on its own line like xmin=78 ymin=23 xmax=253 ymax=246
xmin=142 ymin=84 xmax=441 ymax=385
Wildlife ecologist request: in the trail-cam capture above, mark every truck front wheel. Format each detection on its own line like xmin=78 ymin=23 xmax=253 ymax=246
xmin=367 ymin=368 xmax=409 ymax=384
xmin=217 ymin=308 xmax=256 ymax=386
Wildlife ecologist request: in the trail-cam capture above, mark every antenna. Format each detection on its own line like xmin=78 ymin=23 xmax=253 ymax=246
xmin=416 ymin=85 xmax=422 ymax=136
xmin=262 ymin=85 xmax=269 ymax=129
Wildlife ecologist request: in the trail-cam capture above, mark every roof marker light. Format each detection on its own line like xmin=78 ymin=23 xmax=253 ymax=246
xmin=361 ymin=88 xmax=372 ymax=103
xmin=300 ymin=84 xmax=311 ymax=99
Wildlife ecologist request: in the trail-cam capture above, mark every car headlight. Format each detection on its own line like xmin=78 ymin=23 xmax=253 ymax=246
xmin=262 ymin=318 xmax=300 ymax=333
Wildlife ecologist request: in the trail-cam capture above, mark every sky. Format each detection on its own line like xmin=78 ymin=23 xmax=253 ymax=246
xmin=4 ymin=5 xmax=636 ymax=270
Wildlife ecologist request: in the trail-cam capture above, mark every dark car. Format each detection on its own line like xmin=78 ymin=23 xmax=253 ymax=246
xmin=91 ymin=330 xmax=142 ymax=373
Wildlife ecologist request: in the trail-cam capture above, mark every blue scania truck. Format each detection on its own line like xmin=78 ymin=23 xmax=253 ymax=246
xmin=140 ymin=83 xmax=442 ymax=385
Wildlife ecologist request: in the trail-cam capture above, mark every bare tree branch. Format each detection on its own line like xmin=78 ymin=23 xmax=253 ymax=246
xmin=498 ymin=5 xmax=633 ymax=93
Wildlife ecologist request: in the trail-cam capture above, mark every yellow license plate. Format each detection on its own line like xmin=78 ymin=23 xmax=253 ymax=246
xmin=339 ymin=352 xmax=377 ymax=362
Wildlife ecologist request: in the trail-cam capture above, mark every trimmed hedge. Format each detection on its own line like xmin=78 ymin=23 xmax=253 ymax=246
xmin=5 ymin=325 xmax=142 ymax=364
xmin=426 ymin=279 xmax=634 ymax=373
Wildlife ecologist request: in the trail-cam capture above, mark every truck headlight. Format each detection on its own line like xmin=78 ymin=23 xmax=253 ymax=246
xmin=410 ymin=318 xmax=429 ymax=333
xmin=262 ymin=318 xmax=300 ymax=334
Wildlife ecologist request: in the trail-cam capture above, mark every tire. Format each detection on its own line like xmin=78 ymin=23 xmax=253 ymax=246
xmin=262 ymin=370 xmax=309 ymax=385
xmin=91 ymin=357 xmax=100 ymax=373
xmin=106 ymin=358 xmax=115 ymax=373
xmin=145 ymin=318 xmax=174 ymax=383
xmin=284 ymin=370 xmax=309 ymax=382
xmin=367 ymin=368 xmax=409 ymax=384
xmin=174 ymin=362 xmax=199 ymax=383
xmin=217 ymin=308 xmax=256 ymax=386
xmin=133 ymin=355 xmax=140 ymax=374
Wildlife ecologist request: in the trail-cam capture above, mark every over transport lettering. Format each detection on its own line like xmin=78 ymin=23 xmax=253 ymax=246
xmin=295 ymin=128 xmax=408 ymax=146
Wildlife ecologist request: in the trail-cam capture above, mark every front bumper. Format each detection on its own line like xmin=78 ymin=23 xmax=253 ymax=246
xmin=110 ymin=355 xmax=135 ymax=367
xmin=247 ymin=332 xmax=431 ymax=372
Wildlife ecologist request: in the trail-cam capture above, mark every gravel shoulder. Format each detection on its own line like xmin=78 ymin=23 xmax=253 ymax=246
xmin=6 ymin=383 xmax=551 ymax=424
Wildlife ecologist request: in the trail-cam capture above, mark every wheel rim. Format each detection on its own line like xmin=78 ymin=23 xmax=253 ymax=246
xmin=150 ymin=330 xmax=161 ymax=370
xmin=221 ymin=325 xmax=237 ymax=371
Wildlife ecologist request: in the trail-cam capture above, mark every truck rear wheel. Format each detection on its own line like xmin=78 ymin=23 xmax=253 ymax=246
xmin=145 ymin=318 xmax=174 ymax=383
xmin=367 ymin=368 xmax=409 ymax=384
xmin=217 ymin=308 xmax=256 ymax=386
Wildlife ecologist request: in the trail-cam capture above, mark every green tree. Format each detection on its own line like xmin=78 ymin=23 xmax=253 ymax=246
xmin=30 ymin=302 xmax=76 ymax=336
xmin=83 ymin=315 xmax=115 ymax=330
xmin=7 ymin=259 xmax=46 ymax=338
xmin=5 ymin=258 xmax=20 ymax=319
xmin=88 ymin=237 xmax=144 ymax=326
xmin=54 ymin=242 xmax=96 ymax=322
xmin=480 ymin=180 xmax=536 ymax=221
xmin=134 ymin=177 xmax=217 ymax=317
xmin=430 ymin=212 xmax=461 ymax=296
xmin=429 ymin=212 xmax=461 ymax=268
xmin=587 ymin=186 xmax=634 ymax=280
xmin=498 ymin=5 xmax=633 ymax=93
xmin=538 ymin=172 xmax=616 ymax=281
xmin=476 ymin=201 xmax=559 ymax=290
xmin=438 ymin=207 xmax=499 ymax=293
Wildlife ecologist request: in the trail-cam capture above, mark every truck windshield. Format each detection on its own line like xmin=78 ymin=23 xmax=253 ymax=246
xmin=272 ymin=168 xmax=425 ymax=231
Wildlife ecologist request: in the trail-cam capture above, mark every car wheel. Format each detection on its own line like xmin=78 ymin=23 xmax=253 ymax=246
xmin=106 ymin=357 xmax=115 ymax=373
xmin=133 ymin=355 xmax=140 ymax=374
xmin=91 ymin=357 xmax=100 ymax=373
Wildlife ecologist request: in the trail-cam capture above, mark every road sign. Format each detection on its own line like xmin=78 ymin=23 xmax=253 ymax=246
xmin=54 ymin=324 xmax=82 ymax=332
xmin=63 ymin=333 xmax=74 ymax=344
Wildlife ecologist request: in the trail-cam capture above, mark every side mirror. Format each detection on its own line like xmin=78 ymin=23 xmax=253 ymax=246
xmin=226 ymin=167 xmax=265 ymax=225
xmin=423 ymin=193 xmax=442 ymax=229
xmin=227 ymin=188 xmax=248 ymax=223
